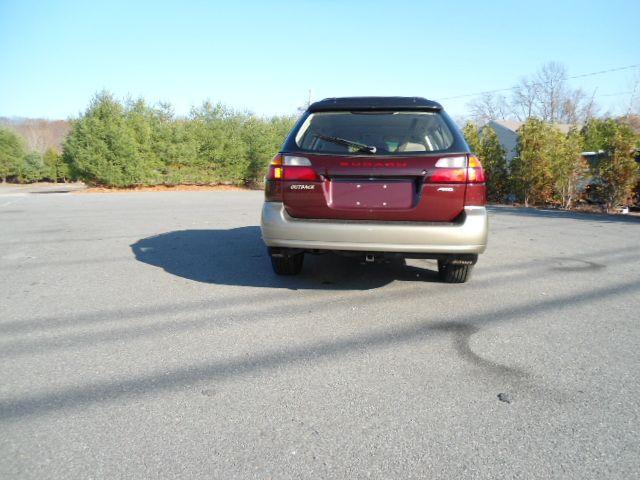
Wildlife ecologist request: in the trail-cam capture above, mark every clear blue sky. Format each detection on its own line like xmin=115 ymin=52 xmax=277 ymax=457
xmin=1 ymin=0 xmax=638 ymax=120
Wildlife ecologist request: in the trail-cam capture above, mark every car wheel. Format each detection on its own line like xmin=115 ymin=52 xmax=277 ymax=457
xmin=269 ymin=248 xmax=304 ymax=275
xmin=438 ymin=259 xmax=472 ymax=283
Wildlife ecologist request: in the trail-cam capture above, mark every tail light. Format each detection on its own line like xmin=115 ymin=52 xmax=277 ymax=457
xmin=265 ymin=155 xmax=319 ymax=201
xmin=265 ymin=155 xmax=283 ymax=202
xmin=466 ymin=155 xmax=485 ymax=183
xmin=427 ymin=155 xmax=486 ymax=206
xmin=429 ymin=155 xmax=485 ymax=183
xmin=431 ymin=156 xmax=467 ymax=183
xmin=266 ymin=154 xmax=283 ymax=180
xmin=464 ymin=155 xmax=486 ymax=206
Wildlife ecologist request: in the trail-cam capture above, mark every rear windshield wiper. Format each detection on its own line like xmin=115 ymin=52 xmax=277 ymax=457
xmin=313 ymin=134 xmax=377 ymax=154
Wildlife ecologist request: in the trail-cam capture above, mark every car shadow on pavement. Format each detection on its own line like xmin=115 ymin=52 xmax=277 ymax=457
xmin=130 ymin=227 xmax=440 ymax=290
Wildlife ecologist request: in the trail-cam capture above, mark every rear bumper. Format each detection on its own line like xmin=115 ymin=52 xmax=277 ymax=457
xmin=260 ymin=203 xmax=488 ymax=254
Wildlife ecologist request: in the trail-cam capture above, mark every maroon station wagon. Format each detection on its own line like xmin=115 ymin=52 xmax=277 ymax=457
xmin=260 ymin=97 xmax=488 ymax=283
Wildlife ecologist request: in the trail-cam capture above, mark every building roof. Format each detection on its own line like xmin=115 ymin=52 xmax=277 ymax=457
xmin=489 ymin=119 xmax=578 ymax=134
xmin=308 ymin=97 xmax=442 ymax=112
xmin=490 ymin=119 xmax=524 ymax=132
xmin=619 ymin=114 xmax=640 ymax=134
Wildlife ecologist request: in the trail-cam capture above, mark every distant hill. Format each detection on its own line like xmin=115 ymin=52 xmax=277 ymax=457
xmin=0 ymin=117 xmax=71 ymax=154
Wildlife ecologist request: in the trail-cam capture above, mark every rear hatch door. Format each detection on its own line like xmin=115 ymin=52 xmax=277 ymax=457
xmin=282 ymin=153 xmax=467 ymax=222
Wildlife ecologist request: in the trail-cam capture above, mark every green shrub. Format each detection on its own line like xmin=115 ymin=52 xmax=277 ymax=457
xmin=0 ymin=127 xmax=26 ymax=182
xmin=462 ymin=123 xmax=508 ymax=202
xmin=582 ymin=119 xmax=639 ymax=210
xmin=62 ymin=92 xmax=296 ymax=187
xmin=17 ymin=152 xmax=47 ymax=183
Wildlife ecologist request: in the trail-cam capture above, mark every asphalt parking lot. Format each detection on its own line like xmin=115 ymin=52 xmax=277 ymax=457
xmin=1 ymin=189 xmax=639 ymax=479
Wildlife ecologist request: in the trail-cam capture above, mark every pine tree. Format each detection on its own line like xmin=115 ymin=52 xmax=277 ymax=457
xmin=511 ymin=119 xmax=554 ymax=206
xmin=43 ymin=147 xmax=70 ymax=183
xmin=479 ymin=126 xmax=508 ymax=202
xmin=63 ymin=92 xmax=159 ymax=186
xmin=549 ymin=129 xmax=587 ymax=209
xmin=462 ymin=122 xmax=481 ymax=154
xmin=582 ymin=119 xmax=639 ymax=211
xmin=18 ymin=151 xmax=46 ymax=183
xmin=598 ymin=126 xmax=638 ymax=211
xmin=0 ymin=127 xmax=26 ymax=182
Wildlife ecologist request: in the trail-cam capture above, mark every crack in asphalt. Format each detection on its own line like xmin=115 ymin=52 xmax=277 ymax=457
xmin=550 ymin=258 xmax=606 ymax=271
xmin=437 ymin=321 xmax=527 ymax=379
xmin=1 ymin=278 xmax=638 ymax=421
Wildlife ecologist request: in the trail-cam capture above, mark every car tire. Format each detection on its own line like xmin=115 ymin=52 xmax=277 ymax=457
xmin=438 ymin=259 xmax=472 ymax=283
xmin=269 ymin=249 xmax=304 ymax=275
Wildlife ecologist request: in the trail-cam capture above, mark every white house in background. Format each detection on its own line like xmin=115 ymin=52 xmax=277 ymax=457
xmin=483 ymin=120 xmax=576 ymax=163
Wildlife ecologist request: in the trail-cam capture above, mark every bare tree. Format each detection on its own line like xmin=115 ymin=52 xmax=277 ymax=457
xmin=511 ymin=78 xmax=538 ymax=121
xmin=578 ymin=89 xmax=599 ymax=121
xmin=508 ymin=62 xmax=599 ymax=124
xmin=560 ymin=88 xmax=586 ymax=124
xmin=626 ymin=70 xmax=640 ymax=115
xmin=532 ymin=61 xmax=567 ymax=122
xmin=0 ymin=118 xmax=71 ymax=154
xmin=467 ymin=92 xmax=509 ymax=124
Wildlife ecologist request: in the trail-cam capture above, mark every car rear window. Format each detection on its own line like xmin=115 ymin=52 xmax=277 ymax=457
xmin=295 ymin=111 xmax=455 ymax=154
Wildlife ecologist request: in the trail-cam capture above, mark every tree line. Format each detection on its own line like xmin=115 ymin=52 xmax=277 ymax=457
xmin=463 ymin=118 xmax=639 ymax=211
xmin=1 ymin=85 xmax=638 ymax=212
xmin=0 ymin=91 xmax=296 ymax=187
xmin=461 ymin=61 xmax=640 ymax=212
xmin=0 ymin=127 xmax=69 ymax=183
xmin=0 ymin=117 xmax=70 ymax=154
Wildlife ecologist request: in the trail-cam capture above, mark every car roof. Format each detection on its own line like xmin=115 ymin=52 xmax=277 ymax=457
xmin=307 ymin=96 xmax=442 ymax=112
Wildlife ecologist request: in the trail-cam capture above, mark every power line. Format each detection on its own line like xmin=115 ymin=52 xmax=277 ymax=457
xmin=598 ymin=91 xmax=633 ymax=97
xmin=439 ymin=64 xmax=640 ymax=101
xmin=568 ymin=64 xmax=640 ymax=79
xmin=440 ymin=87 xmax=512 ymax=101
